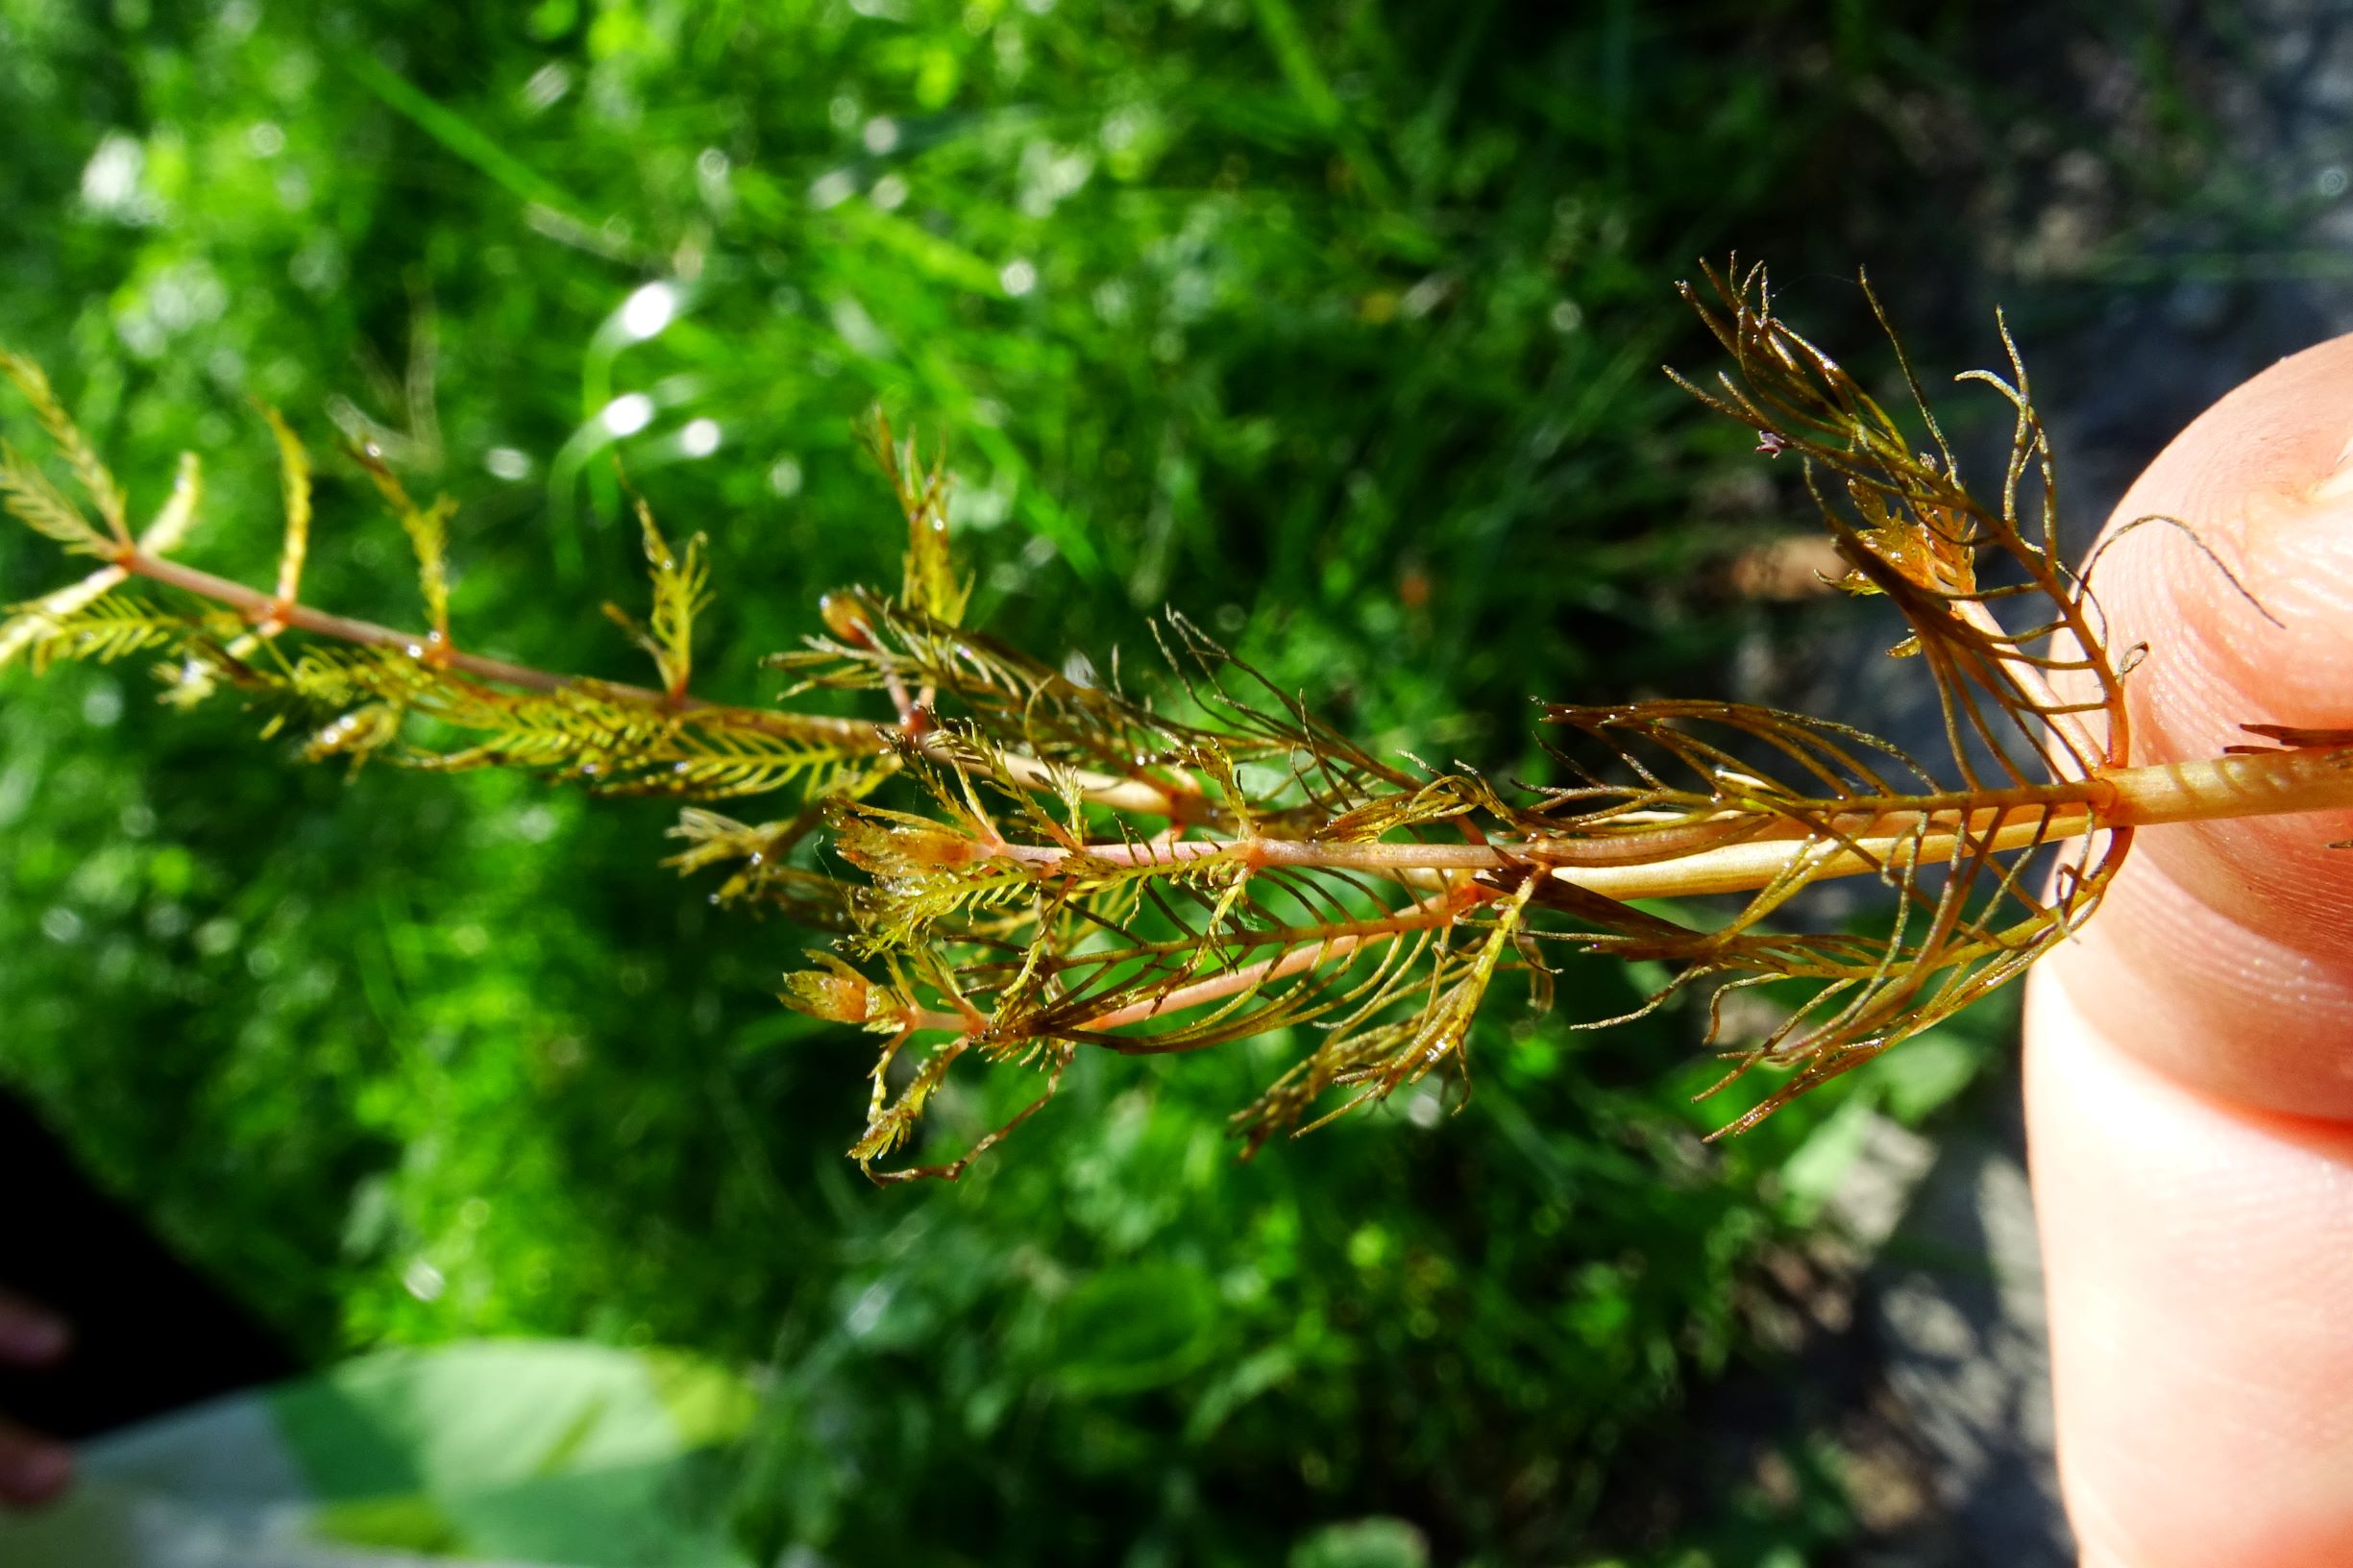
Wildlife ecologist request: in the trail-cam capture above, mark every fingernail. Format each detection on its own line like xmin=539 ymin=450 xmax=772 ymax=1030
xmin=0 ymin=1442 xmax=73 ymax=1504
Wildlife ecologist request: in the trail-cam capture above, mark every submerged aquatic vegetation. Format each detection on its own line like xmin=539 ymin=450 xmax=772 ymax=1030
xmin=6 ymin=263 xmax=2348 ymax=1181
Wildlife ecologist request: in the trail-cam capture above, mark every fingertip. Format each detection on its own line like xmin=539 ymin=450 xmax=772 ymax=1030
xmin=2097 ymin=330 xmax=2353 ymax=750
xmin=2024 ymin=332 xmax=2353 ymax=1567
xmin=2061 ymin=330 xmax=2353 ymax=1016
xmin=2109 ymin=331 xmax=2353 ymax=564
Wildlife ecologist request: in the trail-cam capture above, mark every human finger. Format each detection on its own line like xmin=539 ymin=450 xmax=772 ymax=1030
xmin=2026 ymin=332 xmax=2353 ymax=1567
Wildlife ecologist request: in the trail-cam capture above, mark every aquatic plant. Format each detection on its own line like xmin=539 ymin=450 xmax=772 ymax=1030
xmin=9 ymin=263 xmax=2345 ymax=1180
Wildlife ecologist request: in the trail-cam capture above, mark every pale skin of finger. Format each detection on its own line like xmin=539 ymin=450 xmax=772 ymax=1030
xmin=2026 ymin=333 xmax=2353 ymax=1567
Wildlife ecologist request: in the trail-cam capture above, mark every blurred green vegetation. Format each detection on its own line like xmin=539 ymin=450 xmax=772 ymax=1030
xmin=0 ymin=1 xmax=2238 ymax=1562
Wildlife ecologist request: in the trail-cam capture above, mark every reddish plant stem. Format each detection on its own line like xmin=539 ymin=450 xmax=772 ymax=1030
xmin=982 ymin=747 xmax=2353 ymax=895
xmin=117 ymin=546 xmax=1193 ymax=815
xmin=127 ymin=549 xmax=870 ymax=732
xmin=110 ymin=549 xmax=2353 ymax=898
